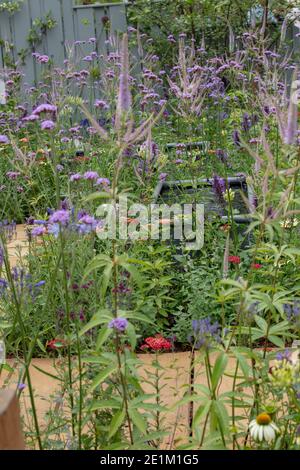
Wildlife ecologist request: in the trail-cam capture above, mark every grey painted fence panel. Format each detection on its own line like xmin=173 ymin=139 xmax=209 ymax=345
xmin=61 ymin=0 xmax=76 ymax=56
xmin=12 ymin=0 xmax=35 ymax=85
xmin=0 ymin=0 xmax=127 ymax=84
xmin=93 ymin=7 xmax=110 ymax=59
xmin=0 ymin=1 xmax=299 ymax=87
xmin=42 ymin=0 xmax=65 ymax=67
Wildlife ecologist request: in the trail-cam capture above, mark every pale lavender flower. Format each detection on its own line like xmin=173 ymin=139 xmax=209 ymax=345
xmin=31 ymin=226 xmax=46 ymax=237
xmin=23 ymin=114 xmax=39 ymax=122
xmin=32 ymin=103 xmax=57 ymax=115
xmin=41 ymin=120 xmax=55 ymax=130
xmin=96 ymin=177 xmax=110 ymax=186
xmin=159 ymin=173 xmax=167 ymax=181
xmin=49 ymin=210 xmax=70 ymax=226
xmin=84 ymin=171 xmax=99 ymax=181
xmin=108 ymin=317 xmax=128 ymax=332
xmin=70 ymin=173 xmax=82 ymax=182
xmin=0 ymin=135 xmax=9 ymax=144
xmin=94 ymin=99 xmax=109 ymax=110
xmin=77 ymin=215 xmax=98 ymax=234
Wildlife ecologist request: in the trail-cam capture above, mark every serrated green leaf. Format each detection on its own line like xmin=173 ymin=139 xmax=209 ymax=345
xmin=96 ymin=326 xmax=113 ymax=350
xmin=88 ymin=399 xmax=121 ymax=412
xmin=108 ymin=408 xmax=126 ymax=439
xmin=128 ymin=408 xmax=147 ymax=435
xmin=90 ymin=364 xmax=117 ymax=391
xmin=211 ymin=352 xmax=228 ymax=391
xmin=193 ymin=400 xmax=212 ymax=429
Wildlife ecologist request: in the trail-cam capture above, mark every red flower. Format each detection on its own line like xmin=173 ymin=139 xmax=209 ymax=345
xmin=251 ymin=263 xmax=262 ymax=269
xmin=47 ymin=338 xmax=66 ymax=350
xmin=228 ymin=255 xmax=241 ymax=264
xmin=142 ymin=335 xmax=172 ymax=351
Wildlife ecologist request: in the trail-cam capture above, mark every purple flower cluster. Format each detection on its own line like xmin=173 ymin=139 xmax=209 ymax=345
xmin=188 ymin=318 xmax=221 ymax=350
xmin=49 ymin=209 xmax=70 ymax=226
xmin=0 ymin=135 xmax=9 ymax=144
xmin=32 ymin=104 xmax=57 ymax=116
xmin=108 ymin=317 xmax=128 ymax=332
xmin=276 ymin=350 xmax=293 ymax=362
xmin=41 ymin=120 xmax=55 ymax=131
xmin=77 ymin=214 xmax=98 ymax=234
xmin=0 ymin=267 xmax=45 ymax=302
xmin=94 ymin=99 xmax=109 ymax=110
xmin=284 ymin=301 xmax=300 ymax=329
xmin=0 ymin=220 xmax=16 ymax=242
xmin=32 ymin=53 xmax=50 ymax=64
xmin=212 ymin=174 xmax=226 ymax=203
xmin=30 ymin=207 xmax=101 ymax=239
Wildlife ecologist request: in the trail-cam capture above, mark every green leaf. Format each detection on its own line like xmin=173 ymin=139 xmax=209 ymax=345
xmin=108 ymin=408 xmax=126 ymax=439
xmin=84 ymin=254 xmax=112 ymax=279
xmin=96 ymin=326 xmax=113 ymax=350
xmin=0 ymin=363 xmax=13 ymax=373
xmin=90 ymin=364 xmax=117 ymax=391
xmin=79 ymin=309 xmax=112 ymax=336
xmin=268 ymin=335 xmax=285 ymax=347
xmin=193 ymin=400 xmax=212 ymax=429
xmin=37 ymin=338 xmax=47 ymax=354
xmin=126 ymin=322 xmax=137 ymax=350
xmin=88 ymin=399 xmax=121 ymax=412
xmin=213 ymin=399 xmax=230 ymax=436
xmin=254 ymin=315 xmax=268 ymax=333
xmin=128 ymin=408 xmax=147 ymax=435
xmin=100 ymin=264 xmax=113 ymax=300
xmin=211 ymin=352 xmax=228 ymax=391
xmin=230 ymin=351 xmax=251 ymax=379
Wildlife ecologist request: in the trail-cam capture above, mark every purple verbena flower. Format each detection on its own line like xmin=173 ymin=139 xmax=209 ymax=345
xmin=108 ymin=317 xmax=128 ymax=332
xmin=70 ymin=173 xmax=82 ymax=182
xmin=41 ymin=120 xmax=55 ymax=131
xmin=49 ymin=209 xmax=70 ymax=226
xmin=96 ymin=177 xmax=110 ymax=186
xmin=32 ymin=104 xmax=57 ymax=115
xmin=31 ymin=226 xmax=46 ymax=237
xmin=0 ymin=135 xmax=9 ymax=144
xmin=84 ymin=171 xmax=99 ymax=181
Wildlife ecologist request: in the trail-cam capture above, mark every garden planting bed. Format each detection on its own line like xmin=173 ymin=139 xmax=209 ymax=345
xmin=1 ymin=3 xmax=300 ymax=452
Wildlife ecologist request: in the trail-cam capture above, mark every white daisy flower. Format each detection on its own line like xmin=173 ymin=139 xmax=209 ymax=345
xmin=249 ymin=413 xmax=279 ymax=443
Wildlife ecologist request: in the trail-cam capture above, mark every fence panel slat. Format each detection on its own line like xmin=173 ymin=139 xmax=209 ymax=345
xmin=10 ymin=1 xmax=35 ymax=85
xmin=43 ymin=0 xmax=65 ymax=66
xmin=61 ymin=0 xmax=75 ymax=59
xmin=0 ymin=1 xmax=128 ymax=84
xmin=94 ymin=7 xmax=109 ymax=59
